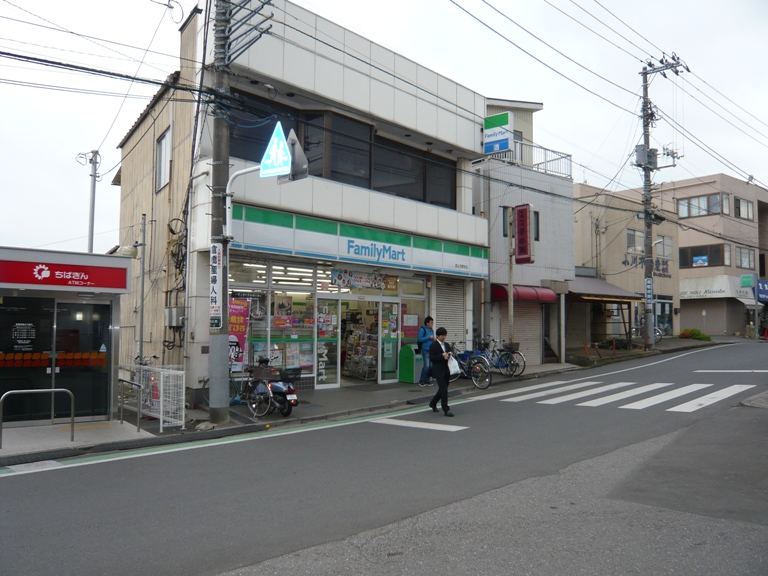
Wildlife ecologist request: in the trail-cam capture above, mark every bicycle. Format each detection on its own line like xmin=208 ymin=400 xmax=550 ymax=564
xmin=479 ymin=336 xmax=518 ymax=376
xmin=449 ymin=343 xmax=492 ymax=389
xmin=631 ymin=324 xmax=662 ymax=344
xmin=201 ymin=365 xmax=254 ymax=407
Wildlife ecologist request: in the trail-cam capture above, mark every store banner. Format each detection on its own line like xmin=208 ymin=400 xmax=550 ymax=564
xmin=228 ymin=298 xmax=250 ymax=370
xmin=331 ymin=268 xmax=387 ymax=289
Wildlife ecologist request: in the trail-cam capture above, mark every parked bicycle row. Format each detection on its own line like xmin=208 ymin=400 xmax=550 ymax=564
xmin=448 ymin=335 xmax=526 ymax=391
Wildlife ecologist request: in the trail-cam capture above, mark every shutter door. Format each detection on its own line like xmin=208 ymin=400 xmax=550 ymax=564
xmin=435 ymin=277 xmax=466 ymax=347
xmin=513 ymin=302 xmax=542 ymax=365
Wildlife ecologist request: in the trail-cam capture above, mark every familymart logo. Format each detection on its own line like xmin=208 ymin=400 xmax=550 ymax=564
xmin=345 ymin=239 xmax=407 ymax=263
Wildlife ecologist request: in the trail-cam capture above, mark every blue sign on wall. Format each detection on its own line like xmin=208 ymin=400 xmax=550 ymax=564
xmin=758 ymin=280 xmax=768 ymax=302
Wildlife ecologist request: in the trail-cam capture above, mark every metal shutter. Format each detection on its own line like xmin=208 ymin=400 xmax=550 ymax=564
xmin=513 ymin=301 xmax=542 ymax=365
xmin=435 ymin=277 xmax=466 ymax=347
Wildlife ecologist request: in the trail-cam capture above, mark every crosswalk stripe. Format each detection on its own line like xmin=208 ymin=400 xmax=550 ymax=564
xmin=371 ymin=418 xmax=468 ymax=432
xmin=577 ymin=382 xmax=676 ymax=406
xmin=464 ymin=380 xmax=570 ymax=402
xmin=666 ymin=385 xmax=755 ymax=412
xmin=619 ymin=384 xmax=711 ymax=410
xmin=538 ymin=382 xmax=638 ymax=404
xmin=501 ymin=381 xmax=603 ymax=403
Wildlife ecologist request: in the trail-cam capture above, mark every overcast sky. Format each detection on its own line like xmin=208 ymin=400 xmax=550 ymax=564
xmin=2 ymin=0 xmax=766 ymax=254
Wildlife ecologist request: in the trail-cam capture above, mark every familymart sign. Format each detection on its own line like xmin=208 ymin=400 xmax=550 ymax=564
xmin=229 ymin=205 xmax=488 ymax=278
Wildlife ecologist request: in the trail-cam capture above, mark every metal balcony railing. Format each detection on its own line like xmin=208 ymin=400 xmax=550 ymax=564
xmin=489 ymin=141 xmax=572 ymax=179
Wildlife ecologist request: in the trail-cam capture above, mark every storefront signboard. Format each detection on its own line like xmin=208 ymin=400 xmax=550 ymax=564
xmin=0 ymin=259 xmax=128 ymax=291
xmin=483 ymin=112 xmax=512 ymax=154
xmin=232 ymin=205 xmax=489 ymax=279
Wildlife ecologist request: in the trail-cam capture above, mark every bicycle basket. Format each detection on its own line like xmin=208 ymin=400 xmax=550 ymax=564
xmin=249 ymin=365 xmax=278 ymax=380
xmin=502 ymin=342 xmax=520 ymax=352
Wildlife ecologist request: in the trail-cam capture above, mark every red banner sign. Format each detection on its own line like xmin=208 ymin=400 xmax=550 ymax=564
xmin=0 ymin=259 xmax=128 ymax=290
xmin=514 ymin=204 xmax=535 ymax=265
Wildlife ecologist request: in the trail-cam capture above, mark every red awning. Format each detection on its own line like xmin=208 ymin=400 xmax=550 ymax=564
xmin=491 ymin=284 xmax=557 ymax=303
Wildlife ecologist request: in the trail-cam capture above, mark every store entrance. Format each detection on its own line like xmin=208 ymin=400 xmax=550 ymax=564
xmin=0 ymin=296 xmax=111 ymax=422
xmin=339 ymin=298 xmax=400 ymax=385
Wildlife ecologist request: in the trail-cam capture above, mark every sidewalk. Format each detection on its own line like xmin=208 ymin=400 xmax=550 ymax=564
xmin=2 ymin=336 xmax=765 ymax=468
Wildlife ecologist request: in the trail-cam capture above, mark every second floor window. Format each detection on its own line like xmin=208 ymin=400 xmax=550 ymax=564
xmin=657 ymin=235 xmax=673 ymax=258
xmin=677 ymin=193 xmax=721 ymax=218
xmin=736 ymin=246 xmax=755 ymax=269
xmin=734 ymin=197 xmax=754 ymax=221
xmin=679 ymin=244 xmax=724 ymax=268
xmin=627 ymin=229 xmax=644 ymax=253
xmin=155 ymin=129 xmax=171 ymax=191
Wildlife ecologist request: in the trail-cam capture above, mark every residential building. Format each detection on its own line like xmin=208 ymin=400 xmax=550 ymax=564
xmin=114 ymin=0 xmax=572 ymax=403
xmin=572 ymin=184 xmax=679 ymax=344
xmin=616 ymin=174 xmax=764 ymax=335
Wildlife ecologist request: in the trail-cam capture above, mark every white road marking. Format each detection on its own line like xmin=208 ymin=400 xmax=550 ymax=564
xmin=666 ymin=385 xmax=755 ymax=412
xmin=577 ymin=382 xmax=676 ymax=407
xmin=463 ymin=381 xmax=570 ymax=402
xmin=371 ymin=418 xmax=468 ymax=432
xmin=694 ymin=370 xmax=768 ymax=373
xmin=501 ymin=381 xmax=603 ymax=403
xmin=538 ymin=382 xmax=638 ymax=404
xmin=619 ymin=384 xmax=711 ymax=410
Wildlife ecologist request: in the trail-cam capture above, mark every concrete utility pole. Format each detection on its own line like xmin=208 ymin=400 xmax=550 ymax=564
xmin=206 ymin=0 xmax=273 ymax=424
xmin=638 ymin=55 xmax=688 ymax=349
xmin=208 ymin=0 xmax=233 ymax=424
xmin=87 ymin=150 xmax=99 ymax=253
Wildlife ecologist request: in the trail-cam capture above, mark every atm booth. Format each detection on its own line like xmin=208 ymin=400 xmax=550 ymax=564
xmin=0 ymin=247 xmax=130 ymax=424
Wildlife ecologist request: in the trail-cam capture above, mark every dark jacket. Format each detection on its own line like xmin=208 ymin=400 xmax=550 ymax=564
xmin=429 ymin=339 xmax=450 ymax=380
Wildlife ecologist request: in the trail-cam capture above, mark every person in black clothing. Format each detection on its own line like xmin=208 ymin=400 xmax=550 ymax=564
xmin=428 ymin=327 xmax=454 ymax=417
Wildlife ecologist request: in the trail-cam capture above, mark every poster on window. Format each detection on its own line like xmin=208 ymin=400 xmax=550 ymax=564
xmin=228 ymin=298 xmax=249 ymax=370
xmin=331 ymin=268 xmax=387 ymax=289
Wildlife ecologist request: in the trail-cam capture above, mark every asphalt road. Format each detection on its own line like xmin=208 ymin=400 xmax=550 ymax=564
xmin=1 ymin=342 xmax=767 ymax=575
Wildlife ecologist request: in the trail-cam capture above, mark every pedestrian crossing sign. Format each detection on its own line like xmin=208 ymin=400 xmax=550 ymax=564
xmin=260 ymin=121 xmax=292 ymax=178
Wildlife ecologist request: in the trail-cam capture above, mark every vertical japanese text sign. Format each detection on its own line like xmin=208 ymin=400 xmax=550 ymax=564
xmin=210 ymin=243 xmax=223 ymax=329
xmin=514 ymin=204 xmax=535 ymax=264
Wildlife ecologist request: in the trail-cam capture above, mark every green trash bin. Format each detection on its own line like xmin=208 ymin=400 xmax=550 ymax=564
xmin=399 ymin=344 xmax=423 ymax=384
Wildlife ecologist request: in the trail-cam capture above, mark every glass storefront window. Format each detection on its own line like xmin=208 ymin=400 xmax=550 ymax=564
xmin=401 ymin=278 xmax=425 ymax=296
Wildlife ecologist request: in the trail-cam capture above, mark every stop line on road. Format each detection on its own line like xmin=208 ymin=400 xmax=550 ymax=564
xmin=500 ymin=379 xmax=755 ymax=413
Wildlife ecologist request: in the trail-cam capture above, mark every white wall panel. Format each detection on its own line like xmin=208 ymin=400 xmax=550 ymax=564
xmin=344 ymin=31 xmax=371 ymax=74
xmin=283 ymin=43 xmax=315 ymax=91
xmin=344 ymin=68 xmax=370 ymax=112
xmin=315 ymin=18 xmax=344 ymax=62
xmin=341 ymin=184 xmax=370 ymax=223
xmin=416 ymin=98 xmax=438 ymax=136
xmin=394 ymin=55 xmax=418 ymax=95
xmin=437 ymin=106 xmax=457 ymax=145
xmin=311 ymin=178 xmax=344 ymax=220
xmin=369 ymin=192 xmax=395 ymax=229
xmin=370 ymin=80 xmax=395 ymax=122
xmin=315 ymin=57 xmax=344 ymax=101
xmin=393 ymin=91 xmax=418 ymax=129
xmin=370 ymin=43 xmax=395 ymax=85
xmin=284 ymin=4 xmax=316 ymax=50
xmin=417 ymin=65 xmax=438 ymax=104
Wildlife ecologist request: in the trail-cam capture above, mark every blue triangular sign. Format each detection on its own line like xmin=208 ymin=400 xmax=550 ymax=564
xmin=260 ymin=121 xmax=292 ymax=178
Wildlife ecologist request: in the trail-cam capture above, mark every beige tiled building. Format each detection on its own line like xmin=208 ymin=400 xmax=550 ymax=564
xmin=573 ymin=184 xmax=679 ymax=341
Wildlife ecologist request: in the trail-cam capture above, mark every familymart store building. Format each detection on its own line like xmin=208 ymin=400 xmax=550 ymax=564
xmin=221 ymin=205 xmax=488 ymax=389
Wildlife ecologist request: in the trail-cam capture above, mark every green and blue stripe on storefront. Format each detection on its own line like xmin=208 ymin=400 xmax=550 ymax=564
xmin=230 ymin=205 xmax=488 ymax=278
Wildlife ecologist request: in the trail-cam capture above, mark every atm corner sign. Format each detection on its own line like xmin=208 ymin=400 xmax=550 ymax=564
xmin=260 ymin=121 xmax=292 ymax=178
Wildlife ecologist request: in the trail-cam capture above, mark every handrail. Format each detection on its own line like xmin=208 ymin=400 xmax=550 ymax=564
xmin=117 ymin=378 xmax=143 ymax=433
xmin=0 ymin=388 xmax=75 ymax=449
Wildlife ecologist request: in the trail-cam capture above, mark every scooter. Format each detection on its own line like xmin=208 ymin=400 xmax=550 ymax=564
xmin=247 ymin=357 xmax=299 ymax=417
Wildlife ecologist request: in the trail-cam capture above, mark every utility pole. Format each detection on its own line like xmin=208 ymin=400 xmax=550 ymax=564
xmin=638 ymin=55 xmax=688 ymax=349
xmin=86 ymin=150 xmax=99 ymax=253
xmin=208 ymin=0 xmax=233 ymax=424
